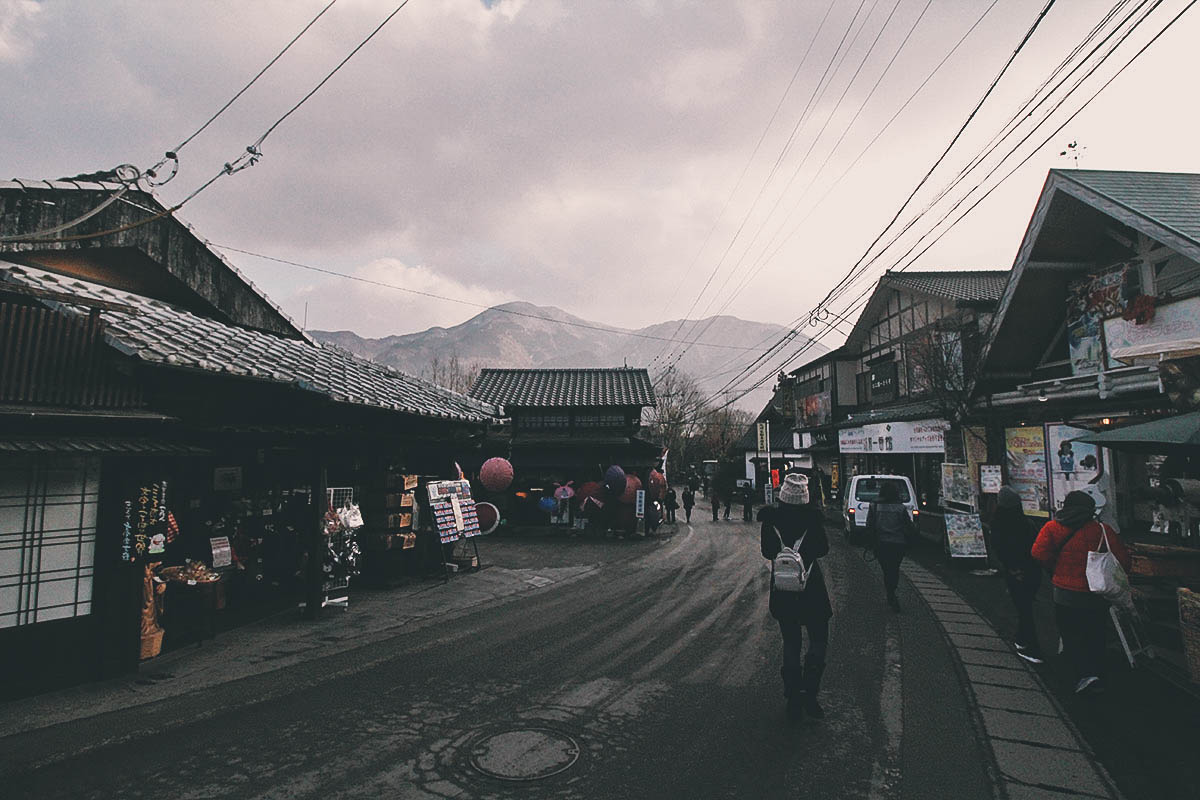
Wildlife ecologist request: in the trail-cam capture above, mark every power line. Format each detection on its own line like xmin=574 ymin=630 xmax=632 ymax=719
xmin=212 ymin=244 xmax=767 ymax=351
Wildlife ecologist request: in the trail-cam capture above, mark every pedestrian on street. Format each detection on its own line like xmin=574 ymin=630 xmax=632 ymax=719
xmin=681 ymin=487 xmax=695 ymax=523
xmin=664 ymin=488 xmax=679 ymax=523
xmin=712 ymin=489 xmax=721 ymax=522
xmin=742 ymin=483 xmax=753 ymax=521
xmin=1032 ymin=490 xmax=1131 ymax=695
xmin=759 ymin=473 xmax=832 ymax=721
xmin=990 ymin=486 xmax=1044 ymax=663
xmin=723 ymin=486 xmax=732 ymax=520
xmin=865 ymin=481 xmax=913 ymax=612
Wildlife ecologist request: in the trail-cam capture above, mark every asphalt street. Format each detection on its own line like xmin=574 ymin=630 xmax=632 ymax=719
xmin=3 ymin=510 xmax=1054 ymax=799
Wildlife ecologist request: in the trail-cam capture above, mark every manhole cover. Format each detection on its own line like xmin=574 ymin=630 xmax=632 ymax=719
xmin=469 ymin=728 xmax=580 ymax=781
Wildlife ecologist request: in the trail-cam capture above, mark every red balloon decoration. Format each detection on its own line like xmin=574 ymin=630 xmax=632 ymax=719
xmin=479 ymin=457 xmax=514 ymax=492
xmin=647 ymin=470 xmax=666 ymax=500
xmin=619 ymin=474 xmax=642 ymax=504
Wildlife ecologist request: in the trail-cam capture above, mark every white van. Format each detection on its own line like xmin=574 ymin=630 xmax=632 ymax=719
xmin=842 ymin=474 xmax=919 ymax=536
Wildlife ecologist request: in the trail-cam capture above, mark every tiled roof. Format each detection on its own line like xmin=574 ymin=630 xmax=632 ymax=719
xmin=882 ymin=270 xmax=1009 ymax=302
xmin=469 ymin=368 xmax=656 ymax=408
xmin=0 ymin=263 xmax=499 ymax=424
xmin=1056 ymin=169 xmax=1200 ymax=246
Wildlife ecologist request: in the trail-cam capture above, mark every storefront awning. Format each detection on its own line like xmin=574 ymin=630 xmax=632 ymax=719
xmin=1072 ymin=411 xmax=1200 ymax=454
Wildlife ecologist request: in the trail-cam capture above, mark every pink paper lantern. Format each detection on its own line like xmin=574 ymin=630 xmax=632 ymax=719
xmin=480 ymin=457 xmax=514 ymax=492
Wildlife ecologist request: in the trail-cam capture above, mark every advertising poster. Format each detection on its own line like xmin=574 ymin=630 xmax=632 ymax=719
xmin=1005 ymin=427 xmax=1049 ymax=517
xmin=964 ymin=426 xmax=988 ymax=500
xmin=1044 ymin=423 xmax=1115 ymax=526
xmin=980 ymin=465 xmax=1003 ymax=494
xmin=941 ymin=463 xmax=974 ymax=508
xmin=946 ymin=513 xmax=988 ymax=558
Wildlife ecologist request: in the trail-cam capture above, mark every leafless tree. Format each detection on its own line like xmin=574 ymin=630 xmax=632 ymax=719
xmin=422 ymin=351 xmax=481 ymax=395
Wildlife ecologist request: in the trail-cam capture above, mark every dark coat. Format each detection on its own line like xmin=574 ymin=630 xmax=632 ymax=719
xmin=759 ymin=503 xmax=833 ymax=623
xmin=681 ymin=489 xmax=695 ymax=509
xmin=989 ymin=506 xmax=1039 ymax=580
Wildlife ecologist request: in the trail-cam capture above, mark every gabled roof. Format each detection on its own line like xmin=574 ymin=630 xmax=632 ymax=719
xmin=976 ymin=169 xmax=1200 ymax=390
xmin=469 ymin=368 xmax=656 ymax=408
xmin=1 ymin=263 xmax=499 ymax=424
xmin=0 ymin=179 xmax=303 ymax=338
xmin=880 ymin=270 xmax=1008 ymax=302
xmin=1057 ymin=170 xmax=1200 ymax=248
xmin=844 ymin=269 xmax=1007 ymax=351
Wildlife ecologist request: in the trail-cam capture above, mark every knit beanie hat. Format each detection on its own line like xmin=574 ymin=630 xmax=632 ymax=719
xmin=778 ymin=473 xmax=810 ymax=505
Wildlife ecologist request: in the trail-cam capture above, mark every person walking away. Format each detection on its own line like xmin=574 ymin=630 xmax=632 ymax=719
xmin=681 ymin=487 xmax=695 ymax=523
xmin=991 ymin=486 xmax=1044 ymax=663
xmin=664 ymin=488 xmax=679 ymax=523
xmin=1032 ymin=490 xmax=1131 ymax=695
xmin=742 ymin=482 xmax=754 ymax=521
xmin=866 ymin=481 xmax=913 ymax=611
xmin=760 ymin=474 xmax=832 ymax=721
xmin=723 ymin=486 xmax=732 ymax=520
xmin=712 ymin=489 xmax=721 ymax=522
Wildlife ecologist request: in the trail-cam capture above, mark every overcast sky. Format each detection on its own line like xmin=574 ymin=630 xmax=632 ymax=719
xmin=4 ymin=0 xmax=1199 ymax=357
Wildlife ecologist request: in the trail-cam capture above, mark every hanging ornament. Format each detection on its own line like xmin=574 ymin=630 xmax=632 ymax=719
xmin=480 ymin=457 xmax=514 ymax=492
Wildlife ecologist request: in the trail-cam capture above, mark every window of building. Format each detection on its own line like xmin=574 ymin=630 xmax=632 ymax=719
xmin=575 ymin=413 xmax=625 ymax=428
xmin=518 ymin=413 xmax=570 ymax=429
xmin=1 ymin=455 xmax=99 ymax=628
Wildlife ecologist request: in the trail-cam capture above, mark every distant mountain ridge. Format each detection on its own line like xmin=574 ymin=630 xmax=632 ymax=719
xmin=311 ymin=302 xmax=826 ymax=410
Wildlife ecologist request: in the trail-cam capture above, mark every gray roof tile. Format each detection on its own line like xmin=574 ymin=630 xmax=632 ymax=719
xmin=1 ymin=263 xmax=499 ymax=424
xmin=882 ymin=270 xmax=1008 ymax=302
xmin=469 ymin=368 xmax=656 ymax=408
xmin=1056 ymin=169 xmax=1200 ymax=246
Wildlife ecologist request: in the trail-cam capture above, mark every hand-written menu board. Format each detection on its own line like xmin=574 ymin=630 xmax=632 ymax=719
xmin=122 ymin=480 xmax=168 ymax=562
xmin=427 ymin=479 xmax=481 ymax=544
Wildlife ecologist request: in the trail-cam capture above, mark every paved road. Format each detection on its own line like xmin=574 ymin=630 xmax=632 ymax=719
xmin=4 ymin=511 xmax=1033 ymax=799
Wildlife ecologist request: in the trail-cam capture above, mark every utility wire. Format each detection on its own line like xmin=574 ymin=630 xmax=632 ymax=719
xmin=212 ymin=244 xmax=766 ymax=351
xmin=700 ymin=0 xmax=1196 ymax=421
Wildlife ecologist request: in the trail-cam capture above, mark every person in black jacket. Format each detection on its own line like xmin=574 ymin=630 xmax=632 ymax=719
xmin=760 ymin=473 xmax=832 ymax=721
xmin=866 ymin=480 xmax=913 ymax=612
xmin=991 ymin=486 xmax=1044 ymax=663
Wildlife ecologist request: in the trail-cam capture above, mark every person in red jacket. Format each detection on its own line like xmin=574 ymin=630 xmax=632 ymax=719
xmin=1031 ymin=490 xmax=1131 ymax=695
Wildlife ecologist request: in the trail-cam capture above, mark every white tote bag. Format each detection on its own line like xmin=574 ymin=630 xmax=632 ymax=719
xmin=1085 ymin=524 xmax=1131 ymax=607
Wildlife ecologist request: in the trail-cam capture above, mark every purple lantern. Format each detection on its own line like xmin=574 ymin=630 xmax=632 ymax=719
xmin=604 ymin=465 xmax=627 ymax=495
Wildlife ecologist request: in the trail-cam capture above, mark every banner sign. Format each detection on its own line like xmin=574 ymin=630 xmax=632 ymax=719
xmin=839 ymin=419 xmax=947 ymax=454
xmin=945 ymin=512 xmax=988 ymax=558
xmin=1005 ymin=427 xmax=1049 ymax=517
xmin=756 ymin=422 xmax=769 ymax=452
xmin=635 ymin=489 xmax=646 ymax=519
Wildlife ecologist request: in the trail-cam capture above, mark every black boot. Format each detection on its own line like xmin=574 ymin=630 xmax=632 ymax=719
xmin=803 ymin=661 xmax=825 ymax=719
xmin=781 ymin=665 xmax=804 ymax=699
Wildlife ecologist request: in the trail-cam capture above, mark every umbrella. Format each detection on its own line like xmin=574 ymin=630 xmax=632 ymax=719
xmin=1072 ymin=411 xmax=1200 ymax=454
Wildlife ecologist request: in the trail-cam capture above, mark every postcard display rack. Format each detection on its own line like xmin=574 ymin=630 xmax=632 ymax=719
xmin=427 ymin=479 xmax=484 ymax=580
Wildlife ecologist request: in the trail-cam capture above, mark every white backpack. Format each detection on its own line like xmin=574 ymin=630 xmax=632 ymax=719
xmin=771 ymin=528 xmax=812 ymax=593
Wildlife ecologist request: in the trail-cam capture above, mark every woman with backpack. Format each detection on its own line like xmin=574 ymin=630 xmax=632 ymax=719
xmin=1032 ymin=490 xmax=1131 ymax=695
xmin=990 ymin=486 xmax=1044 ymax=663
xmin=865 ymin=481 xmax=913 ymax=612
xmin=759 ymin=473 xmax=832 ymax=721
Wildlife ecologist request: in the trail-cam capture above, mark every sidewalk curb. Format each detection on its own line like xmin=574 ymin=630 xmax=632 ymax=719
xmin=902 ymin=563 xmax=1128 ymax=800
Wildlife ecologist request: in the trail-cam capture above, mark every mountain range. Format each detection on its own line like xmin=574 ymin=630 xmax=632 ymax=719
xmin=311 ymin=302 xmax=826 ymax=410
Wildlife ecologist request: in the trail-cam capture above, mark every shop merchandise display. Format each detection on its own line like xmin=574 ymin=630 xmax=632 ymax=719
xmin=427 ymin=479 xmax=482 ymax=543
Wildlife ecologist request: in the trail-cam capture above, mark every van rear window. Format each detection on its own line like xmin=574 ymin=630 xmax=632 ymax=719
xmin=853 ymin=478 xmax=910 ymax=503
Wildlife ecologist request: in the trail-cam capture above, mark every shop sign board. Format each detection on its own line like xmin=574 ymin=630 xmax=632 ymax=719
xmin=830 ymin=462 xmax=840 ymax=492
xmin=635 ymin=489 xmax=646 ymax=519
xmin=210 ymin=536 xmax=232 ymax=568
xmin=764 ymin=485 xmax=774 ymax=505
xmin=838 ymin=419 xmax=947 ymax=454
xmin=122 ymin=479 xmax=168 ymax=562
xmin=941 ymin=463 xmax=973 ymax=508
xmin=1104 ymin=296 xmax=1200 ymax=363
xmin=980 ymin=465 xmax=1003 ymax=494
xmin=756 ymin=422 xmax=769 ymax=452
xmin=869 ymin=362 xmax=898 ymax=404
xmin=945 ymin=512 xmax=988 ymax=558
xmin=1005 ymin=427 xmax=1049 ymax=517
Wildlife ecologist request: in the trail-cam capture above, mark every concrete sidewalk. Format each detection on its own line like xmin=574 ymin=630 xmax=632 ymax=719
xmin=900 ymin=561 xmax=1126 ymax=800
xmin=0 ymin=562 xmax=598 ymax=739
